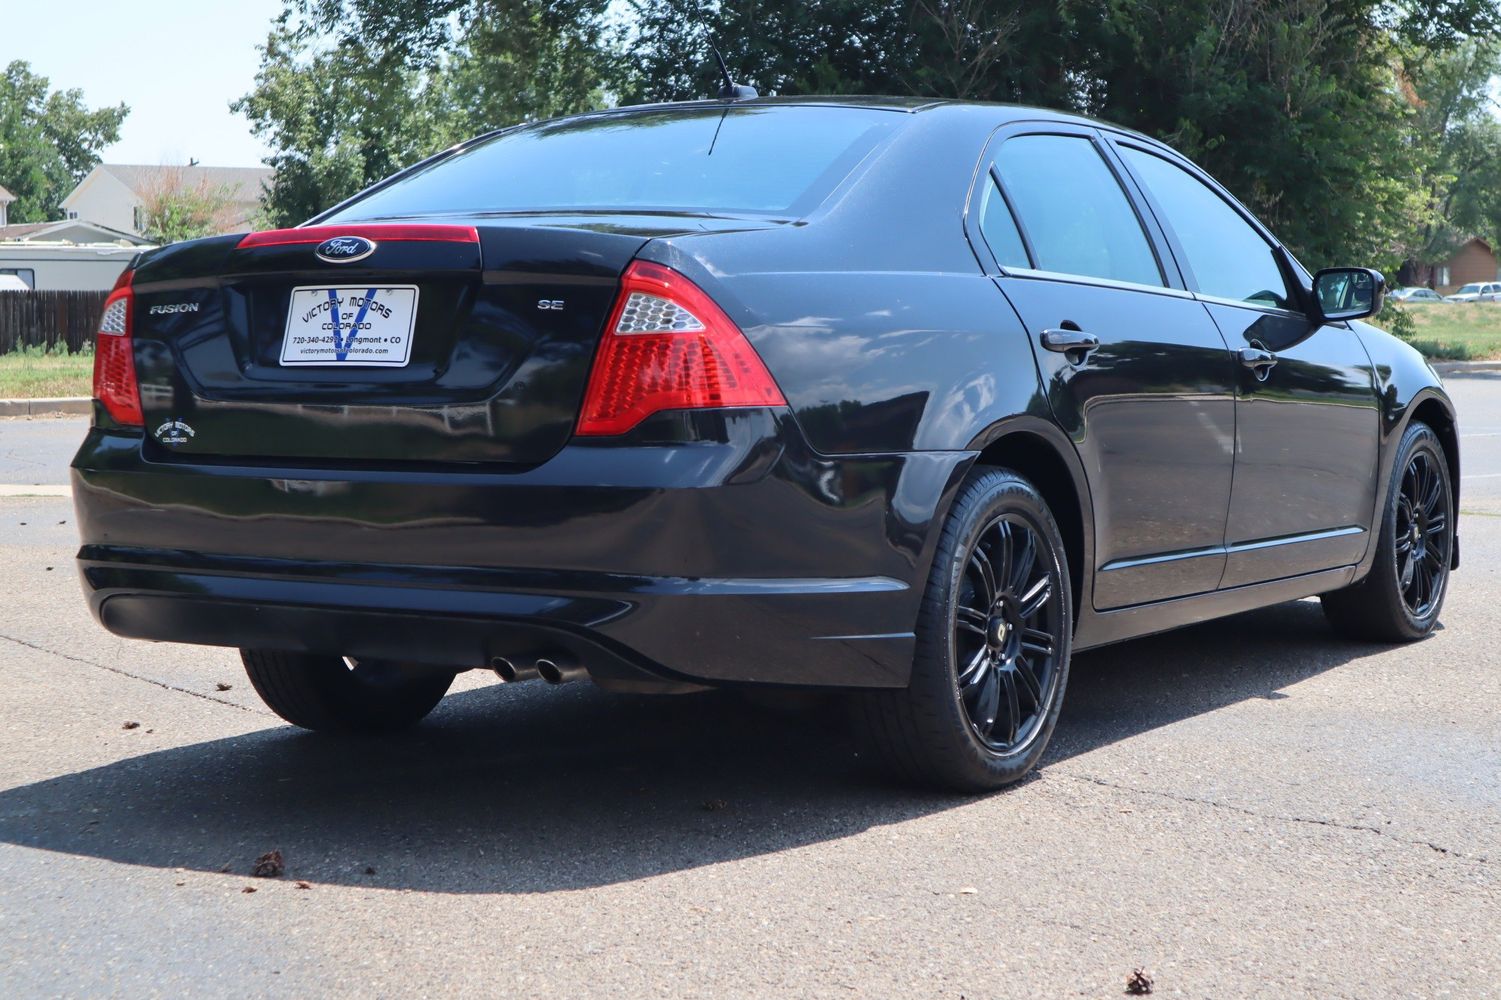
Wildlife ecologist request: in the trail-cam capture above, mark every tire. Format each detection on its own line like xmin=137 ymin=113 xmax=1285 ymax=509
xmin=858 ymin=467 xmax=1073 ymax=792
xmin=241 ymin=650 xmax=456 ymax=734
xmin=1321 ymin=420 xmax=1454 ymax=642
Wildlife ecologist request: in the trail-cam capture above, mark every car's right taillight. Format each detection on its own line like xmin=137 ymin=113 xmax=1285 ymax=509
xmin=93 ymin=268 xmax=143 ymax=426
xmin=576 ymin=261 xmax=786 ymax=436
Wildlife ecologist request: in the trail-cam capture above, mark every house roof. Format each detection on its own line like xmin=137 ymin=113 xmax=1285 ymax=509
xmin=0 ymin=219 xmax=154 ymax=246
xmin=0 ymin=184 xmax=14 ymax=204
xmin=88 ymin=164 xmax=273 ymax=204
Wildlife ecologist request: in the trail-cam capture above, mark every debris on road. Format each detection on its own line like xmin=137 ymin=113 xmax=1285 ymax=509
xmin=1125 ymin=967 xmax=1154 ymax=995
xmin=241 ymin=886 xmax=257 ymax=894
xmin=215 ymin=682 xmax=233 ymax=691
xmin=251 ymin=850 xmax=285 ymax=878
xmin=121 ymin=721 xmax=140 ymax=730
xmin=364 ymin=866 xmax=376 ymax=876
xmin=295 ymin=881 xmax=312 ymax=890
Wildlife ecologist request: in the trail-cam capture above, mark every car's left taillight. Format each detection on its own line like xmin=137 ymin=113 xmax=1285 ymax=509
xmin=92 ymin=268 xmax=142 ymax=427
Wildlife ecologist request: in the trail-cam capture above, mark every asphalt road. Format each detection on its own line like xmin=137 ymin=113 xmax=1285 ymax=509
xmin=1 ymin=379 xmax=1498 ymax=999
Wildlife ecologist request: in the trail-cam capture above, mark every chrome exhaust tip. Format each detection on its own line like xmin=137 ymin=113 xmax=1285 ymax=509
xmin=491 ymin=656 xmax=540 ymax=684
xmin=535 ymin=655 xmax=588 ymax=685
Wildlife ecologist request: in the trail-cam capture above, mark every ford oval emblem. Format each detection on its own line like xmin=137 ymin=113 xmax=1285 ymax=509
xmin=314 ymin=235 xmax=376 ymax=263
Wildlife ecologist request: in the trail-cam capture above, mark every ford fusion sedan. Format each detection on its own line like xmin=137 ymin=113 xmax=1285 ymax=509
xmin=72 ymin=98 xmax=1459 ymax=791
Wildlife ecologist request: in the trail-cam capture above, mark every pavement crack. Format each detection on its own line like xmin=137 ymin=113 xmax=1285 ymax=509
xmin=1065 ymin=772 xmax=1488 ymax=865
xmin=0 ymin=631 xmax=265 ymax=714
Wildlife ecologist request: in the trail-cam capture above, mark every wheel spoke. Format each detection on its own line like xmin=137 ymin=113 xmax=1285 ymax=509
xmin=1010 ymin=528 xmax=1036 ymax=592
xmin=1000 ymin=669 xmax=1020 ymax=746
xmin=1425 ymin=513 xmax=1446 ymax=536
xmin=992 ymin=521 xmax=1013 ymax=601
xmin=1395 ymin=536 xmax=1412 ymax=555
xmin=958 ymin=646 xmax=989 ymax=687
xmin=1014 ymin=656 xmax=1043 ymax=704
xmin=1021 ymin=627 xmax=1054 ymax=658
xmin=1019 ymin=576 xmax=1052 ymax=619
xmin=973 ymin=667 xmax=1001 ymax=737
xmin=956 ymin=603 xmax=988 ymax=637
xmin=969 ymin=545 xmax=997 ymax=607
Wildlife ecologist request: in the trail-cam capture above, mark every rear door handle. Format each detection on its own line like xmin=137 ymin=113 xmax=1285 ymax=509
xmin=1040 ymin=328 xmax=1099 ymax=359
xmin=1239 ymin=346 xmax=1278 ymax=380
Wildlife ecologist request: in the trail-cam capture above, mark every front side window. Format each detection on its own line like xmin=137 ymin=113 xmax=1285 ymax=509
xmin=993 ymin=134 xmax=1162 ymax=287
xmin=1120 ymin=146 xmax=1292 ymax=310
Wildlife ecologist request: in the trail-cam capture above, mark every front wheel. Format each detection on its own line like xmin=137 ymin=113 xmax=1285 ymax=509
xmin=858 ymin=467 xmax=1073 ymax=791
xmin=1321 ymin=420 xmax=1454 ymax=642
xmin=241 ymin=650 xmax=456 ymax=733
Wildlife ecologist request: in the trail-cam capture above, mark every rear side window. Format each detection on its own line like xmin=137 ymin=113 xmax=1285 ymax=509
xmin=994 ymin=134 xmax=1162 ymax=287
xmin=976 ymin=175 xmax=1029 ymax=270
xmin=325 ymin=107 xmax=899 ymax=221
xmin=1119 ymin=146 xmax=1292 ymax=310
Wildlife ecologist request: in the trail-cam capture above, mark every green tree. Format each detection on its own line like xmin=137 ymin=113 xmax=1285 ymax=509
xmin=0 ymin=61 xmax=128 ymax=223
xmin=1406 ymin=38 xmax=1501 ymax=264
xmin=136 ymin=167 xmax=239 ymax=245
xmin=234 ymin=1 xmax=618 ymax=226
xmin=625 ymin=0 xmax=1501 ymax=270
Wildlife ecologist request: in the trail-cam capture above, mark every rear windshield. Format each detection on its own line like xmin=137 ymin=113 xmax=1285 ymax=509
xmin=323 ymin=106 xmax=900 ymax=221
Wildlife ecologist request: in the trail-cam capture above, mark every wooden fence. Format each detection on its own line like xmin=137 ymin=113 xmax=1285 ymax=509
xmin=0 ymin=291 xmax=108 ymax=354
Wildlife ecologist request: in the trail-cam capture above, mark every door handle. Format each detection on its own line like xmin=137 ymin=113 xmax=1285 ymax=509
xmin=1239 ymin=346 xmax=1278 ymax=380
xmin=1040 ymin=328 xmax=1099 ymax=362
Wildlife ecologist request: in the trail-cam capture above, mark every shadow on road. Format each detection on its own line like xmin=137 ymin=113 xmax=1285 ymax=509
xmin=0 ymin=599 xmax=1387 ymax=893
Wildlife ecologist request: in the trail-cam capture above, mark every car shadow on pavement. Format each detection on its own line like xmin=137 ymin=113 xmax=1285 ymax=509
xmin=0 ymin=598 xmax=1386 ymax=893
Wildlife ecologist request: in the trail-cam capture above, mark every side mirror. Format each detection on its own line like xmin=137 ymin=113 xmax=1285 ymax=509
xmin=1312 ymin=267 xmax=1386 ymax=322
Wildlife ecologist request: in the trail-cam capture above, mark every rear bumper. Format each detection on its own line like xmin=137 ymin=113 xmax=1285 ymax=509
xmin=73 ymin=409 xmax=971 ymax=688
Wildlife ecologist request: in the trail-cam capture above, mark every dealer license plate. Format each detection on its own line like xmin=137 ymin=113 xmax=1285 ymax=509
xmin=280 ymin=285 xmax=418 ymax=366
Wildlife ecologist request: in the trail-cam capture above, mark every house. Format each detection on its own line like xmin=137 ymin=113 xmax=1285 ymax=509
xmin=0 ymin=220 xmax=154 ymax=291
xmin=0 ymin=184 xmax=13 ymax=227
xmin=60 ymin=163 xmax=272 ymax=237
xmin=1400 ymin=237 xmax=1501 ymax=294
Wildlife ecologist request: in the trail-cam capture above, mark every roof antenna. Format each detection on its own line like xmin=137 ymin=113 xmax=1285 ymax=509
xmin=711 ymin=45 xmax=758 ymax=101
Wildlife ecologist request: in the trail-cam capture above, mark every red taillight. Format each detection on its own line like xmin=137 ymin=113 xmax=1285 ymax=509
xmin=576 ymin=262 xmax=786 ymax=436
xmin=235 ymin=224 xmax=479 ymax=249
xmin=93 ymin=268 xmax=143 ymax=426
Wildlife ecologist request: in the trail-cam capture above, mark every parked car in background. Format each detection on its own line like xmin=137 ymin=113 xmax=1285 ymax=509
xmin=1390 ymin=287 xmax=1447 ymax=303
xmin=71 ymin=98 xmax=1461 ymax=791
xmin=1446 ymin=281 xmax=1501 ymax=302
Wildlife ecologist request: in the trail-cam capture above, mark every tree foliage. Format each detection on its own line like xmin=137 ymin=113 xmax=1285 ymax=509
xmin=235 ymin=0 xmax=1501 ymax=270
xmin=0 ymin=61 xmax=128 ymax=223
xmin=234 ymin=1 xmax=617 ymax=226
xmin=621 ymin=0 xmax=1501 ymax=270
xmin=136 ymin=168 xmax=240 ymax=245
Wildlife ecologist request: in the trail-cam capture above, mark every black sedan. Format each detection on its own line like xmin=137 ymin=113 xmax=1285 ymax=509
xmin=73 ymin=98 xmax=1459 ymax=790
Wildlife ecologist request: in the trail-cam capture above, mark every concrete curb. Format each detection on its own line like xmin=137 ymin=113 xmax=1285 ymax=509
xmin=0 ymin=397 xmax=92 ymax=417
xmin=1432 ymin=361 xmax=1501 ymax=375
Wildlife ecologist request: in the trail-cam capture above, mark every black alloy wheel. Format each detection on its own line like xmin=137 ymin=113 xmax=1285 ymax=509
xmin=858 ymin=467 xmax=1072 ymax=791
xmin=1392 ymin=449 xmax=1450 ymax=618
xmin=953 ymin=513 xmax=1063 ymax=755
xmin=1322 ymin=420 xmax=1453 ymax=642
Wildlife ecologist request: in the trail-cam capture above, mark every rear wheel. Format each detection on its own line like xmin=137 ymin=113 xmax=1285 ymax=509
xmin=1321 ymin=421 xmax=1453 ymax=642
xmin=241 ymin=650 xmax=456 ymax=733
xmin=859 ymin=468 xmax=1072 ymax=791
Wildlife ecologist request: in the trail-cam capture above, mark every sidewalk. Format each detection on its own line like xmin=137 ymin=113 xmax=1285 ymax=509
xmin=0 ymin=397 xmax=90 ymax=417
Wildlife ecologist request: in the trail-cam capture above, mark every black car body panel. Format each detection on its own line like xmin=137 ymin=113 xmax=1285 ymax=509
xmin=73 ymin=98 xmax=1458 ymax=689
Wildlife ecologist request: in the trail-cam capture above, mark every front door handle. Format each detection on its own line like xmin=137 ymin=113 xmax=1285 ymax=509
xmin=1239 ymin=346 xmax=1278 ymax=380
xmin=1040 ymin=328 xmax=1100 ymax=361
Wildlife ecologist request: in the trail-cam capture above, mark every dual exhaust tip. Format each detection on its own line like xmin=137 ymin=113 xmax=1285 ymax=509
xmin=491 ymin=652 xmax=587 ymax=686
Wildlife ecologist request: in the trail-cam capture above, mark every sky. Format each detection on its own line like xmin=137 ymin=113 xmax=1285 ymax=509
xmin=2 ymin=0 xmax=284 ymax=168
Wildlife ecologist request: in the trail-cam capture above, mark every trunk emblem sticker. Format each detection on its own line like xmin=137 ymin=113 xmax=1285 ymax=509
xmin=314 ymin=236 xmax=376 ymax=263
xmin=153 ymin=418 xmax=195 ymax=447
